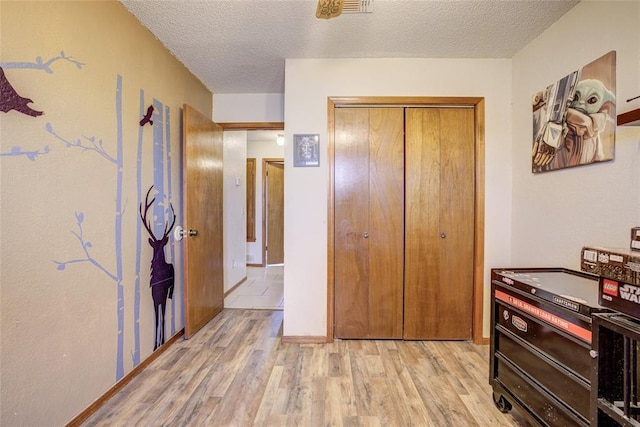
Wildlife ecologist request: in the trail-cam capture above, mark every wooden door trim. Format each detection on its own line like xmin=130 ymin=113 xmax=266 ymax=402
xmin=218 ymin=122 xmax=284 ymax=130
xmin=327 ymin=96 xmax=486 ymax=344
xmin=262 ymin=158 xmax=284 ymax=267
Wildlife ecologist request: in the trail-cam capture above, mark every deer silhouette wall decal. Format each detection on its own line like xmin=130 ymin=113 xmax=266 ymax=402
xmin=139 ymin=185 xmax=176 ymax=350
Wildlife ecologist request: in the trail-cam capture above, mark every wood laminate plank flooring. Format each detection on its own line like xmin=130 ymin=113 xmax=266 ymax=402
xmin=81 ymin=309 xmax=528 ymax=426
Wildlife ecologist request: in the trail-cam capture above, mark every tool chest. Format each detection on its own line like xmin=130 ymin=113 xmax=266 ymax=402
xmin=490 ymin=268 xmax=608 ymax=426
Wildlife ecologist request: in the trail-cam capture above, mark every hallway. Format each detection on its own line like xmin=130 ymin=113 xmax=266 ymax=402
xmin=225 ymin=266 xmax=284 ymax=310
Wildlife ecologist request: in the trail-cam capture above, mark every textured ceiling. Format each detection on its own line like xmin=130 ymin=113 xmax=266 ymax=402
xmin=121 ymin=0 xmax=579 ymax=94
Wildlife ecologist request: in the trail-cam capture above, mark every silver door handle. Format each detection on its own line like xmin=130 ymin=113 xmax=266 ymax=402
xmin=363 ymin=232 xmax=369 ymax=238
xmin=440 ymin=232 xmax=446 ymax=239
xmin=173 ymin=226 xmax=199 ymax=241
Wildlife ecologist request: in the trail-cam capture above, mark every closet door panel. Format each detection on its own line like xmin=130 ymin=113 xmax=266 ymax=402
xmin=438 ymin=108 xmax=474 ymax=339
xmin=368 ymin=108 xmax=404 ymax=338
xmin=404 ymin=108 xmax=474 ymax=340
xmin=404 ymin=108 xmax=442 ymax=339
xmin=334 ymin=107 xmax=404 ymax=339
xmin=334 ymin=108 xmax=371 ymax=338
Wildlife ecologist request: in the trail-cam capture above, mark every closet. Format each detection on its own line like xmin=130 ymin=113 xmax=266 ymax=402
xmin=333 ymin=105 xmax=475 ymax=340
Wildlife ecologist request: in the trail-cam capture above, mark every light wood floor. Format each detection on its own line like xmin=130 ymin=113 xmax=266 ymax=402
xmin=81 ymin=309 xmax=528 ymax=426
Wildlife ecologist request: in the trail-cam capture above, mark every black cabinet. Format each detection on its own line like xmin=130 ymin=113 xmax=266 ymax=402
xmin=591 ymin=312 xmax=640 ymax=426
xmin=491 ymin=268 xmax=608 ymax=426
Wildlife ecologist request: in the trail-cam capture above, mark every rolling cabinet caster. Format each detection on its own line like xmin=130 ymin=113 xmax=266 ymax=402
xmin=493 ymin=392 xmax=512 ymax=413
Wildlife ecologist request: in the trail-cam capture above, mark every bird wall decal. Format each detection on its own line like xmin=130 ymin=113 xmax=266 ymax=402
xmin=139 ymin=104 xmax=154 ymax=126
xmin=0 ymin=67 xmax=43 ymax=117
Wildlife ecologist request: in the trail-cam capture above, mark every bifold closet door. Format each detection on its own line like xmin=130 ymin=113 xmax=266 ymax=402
xmin=404 ymin=107 xmax=475 ymax=340
xmin=334 ymin=107 xmax=404 ymax=339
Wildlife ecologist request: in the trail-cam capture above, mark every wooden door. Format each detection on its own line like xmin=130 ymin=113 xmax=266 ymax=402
xmin=246 ymin=158 xmax=256 ymax=243
xmin=404 ymin=107 xmax=475 ymax=340
xmin=334 ymin=108 xmax=405 ymax=339
xmin=265 ymin=161 xmax=284 ymax=265
xmin=183 ymin=104 xmax=224 ymax=339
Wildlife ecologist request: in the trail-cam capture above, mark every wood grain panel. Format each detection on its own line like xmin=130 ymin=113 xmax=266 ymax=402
xmin=404 ymin=108 xmax=442 ymax=340
xmin=367 ymin=108 xmax=404 ymax=338
xmin=473 ymin=100 xmax=486 ymax=344
xmin=334 ymin=108 xmax=371 ymax=338
xmin=266 ymin=162 xmax=284 ymax=264
xmin=183 ymin=104 xmax=224 ymax=339
xmin=404 ymin=108 xmax=474 ymax=340
xmin=334 ymin=108 xmax=404 ymax=339
xmin=246 ymin=158 xmax=256 ymax=242
xmin=439 ymin=108 xmax=475 ymax=339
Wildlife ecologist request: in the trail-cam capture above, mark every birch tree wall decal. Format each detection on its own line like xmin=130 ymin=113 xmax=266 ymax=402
xmin=0 ymin=145 xmax=50 ymax=160
xmin=50 ymin=75 xmax=126 ymax=381
xmin=0 ymin=51 xmax=84 ymax=74
xmin=133 ymin=90 xmax=146 ymax=367
xmin=164 ymin=105 xmax=178 ymax=335
xmin=3 ymin=51 xmax=178 ymax=377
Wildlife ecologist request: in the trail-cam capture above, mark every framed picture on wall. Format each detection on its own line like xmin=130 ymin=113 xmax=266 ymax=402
xmin=531 ymin=50 xmax=616 ymax=173
xmin=293 ymin=134 xmax=320 ymax=167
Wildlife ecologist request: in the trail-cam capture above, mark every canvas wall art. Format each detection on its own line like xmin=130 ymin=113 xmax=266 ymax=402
xmin=532 ymin=50 xmax=616 ymax=173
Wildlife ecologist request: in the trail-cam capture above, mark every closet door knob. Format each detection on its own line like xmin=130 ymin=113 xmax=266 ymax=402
xmin=363 ymin=232 xmax=369 ymax=238
xmin=440 ymin=232 xmax=446 ymax=239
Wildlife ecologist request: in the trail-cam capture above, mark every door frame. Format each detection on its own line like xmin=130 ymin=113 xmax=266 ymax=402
xmin=262 ymin=158 xmax=285 ymax=266
xmin=326 ymin=96 xmax=486 ymax=344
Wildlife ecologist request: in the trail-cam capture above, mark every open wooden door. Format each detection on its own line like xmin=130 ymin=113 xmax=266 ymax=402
xmin=183 ymin=104 xmax=224 ymax=339
xmin=265 ymin=160 xmax=284 ymax=265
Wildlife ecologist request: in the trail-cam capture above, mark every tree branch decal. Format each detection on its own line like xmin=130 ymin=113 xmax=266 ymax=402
xmin=0 ymin=145 xmax=50 ymax=160
xmin=45 ymin=123 xmax=116 ymax=164
xmin=53 ymin=212 xmax=118 ymax=282
xmin=0 ymin=51 xmax=85 ymax=74
xmin=48 ymin=75 xmax=126 ymax=381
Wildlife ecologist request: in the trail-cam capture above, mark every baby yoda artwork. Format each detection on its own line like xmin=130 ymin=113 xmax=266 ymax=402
xmin=563 ymin=79 xmax=616 ymax=166
xmin=532 ymin=51 xmax=616 ymax=173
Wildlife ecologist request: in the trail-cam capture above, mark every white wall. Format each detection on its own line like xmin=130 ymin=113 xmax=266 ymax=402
xmin=213 ymin=93 xmax=284 ymax=123
xmin=511 ymin=1 xmax=640 ymax=268
xmin=284 ymin=58 xmax=513 ymax=338
xmin=247 ymin=139 xmax=285 ymax=265
xmin=223 ymin=130 xmax=248 ymax=292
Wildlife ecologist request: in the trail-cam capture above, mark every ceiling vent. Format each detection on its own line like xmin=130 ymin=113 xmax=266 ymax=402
xmin=343 ymin=0 xmax=374 ymax=14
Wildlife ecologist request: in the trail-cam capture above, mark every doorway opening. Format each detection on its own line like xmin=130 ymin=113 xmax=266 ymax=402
xmin=220 ymin=123 xmax=284 ymax=267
